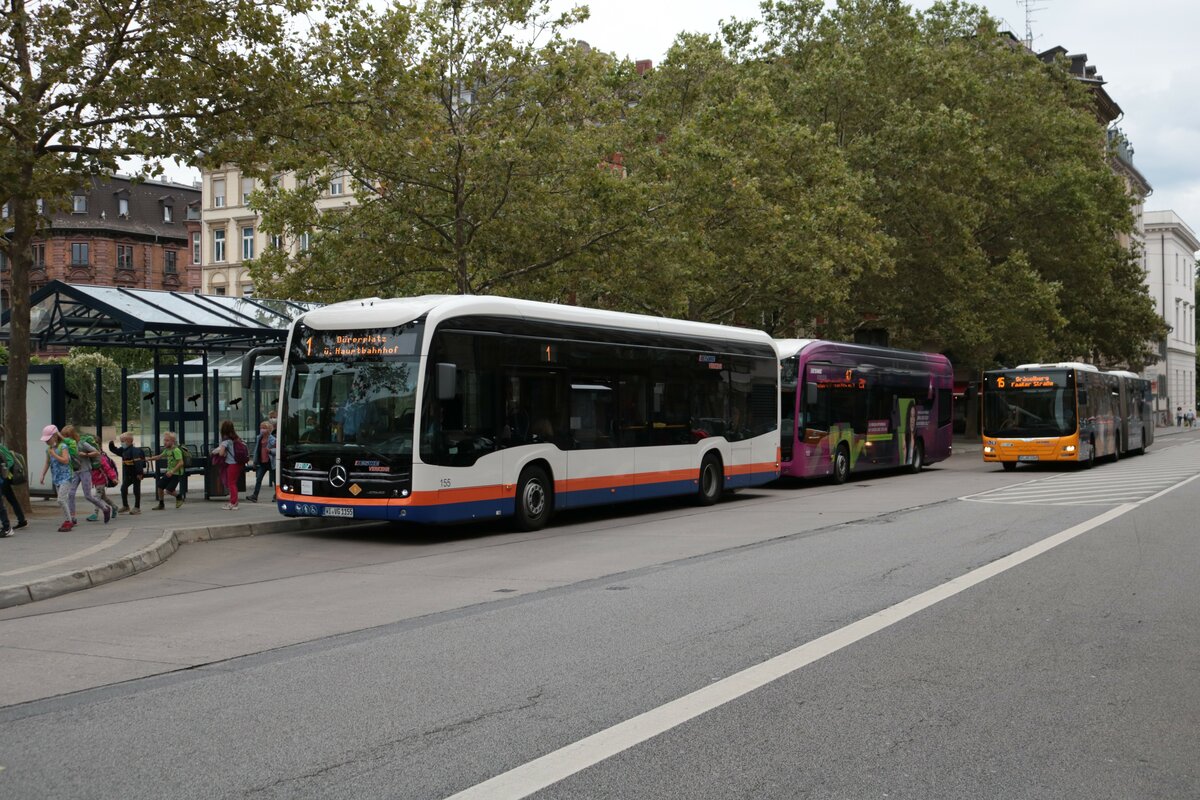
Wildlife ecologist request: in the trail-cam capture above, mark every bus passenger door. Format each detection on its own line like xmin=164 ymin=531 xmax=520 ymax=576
xmin=564 ymin=375 xmax=635 ymax=509
xmin=501 ymin=369 xmax=571 ymax=510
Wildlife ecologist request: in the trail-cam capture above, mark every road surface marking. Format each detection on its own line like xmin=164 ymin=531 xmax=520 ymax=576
xmin=444 ymin=469 xmax=1200 ymax=800
xmin=0 ymin=528 xmax=132 ymax=577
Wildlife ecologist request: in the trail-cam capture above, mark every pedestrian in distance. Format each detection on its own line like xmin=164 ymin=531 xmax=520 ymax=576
xmin=109 ymin=432 xmax=147 ymax=514
xmin=247 ymin=420 xmax=276 ymax=503
xmin=1188 ymin=409 xmax=1196 ymax=429
xmin=147 ymin=431 xmax=187 ymax=510
xmin=1176 ymin=406 xmax=1183 ymax=427
xmin=38 ymin=424 xmax=77 ymax=531
xmin=211 ymin=420 xmax=247 ymax=510
xmin=59 ymin=424 xmax=111 ymax=524
xmin=0 ymin=424 xmax=29 ymax=537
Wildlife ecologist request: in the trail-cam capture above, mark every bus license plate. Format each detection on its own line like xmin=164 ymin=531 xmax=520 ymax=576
xmin=1018 ymin=455 xmax=1040 ymax=462
xmin=323 ymin=507 xmax=354 ymax=518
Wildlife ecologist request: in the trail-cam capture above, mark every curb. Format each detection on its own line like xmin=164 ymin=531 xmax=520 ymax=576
xmin=0 ymin=517 xmax=373 ymax=610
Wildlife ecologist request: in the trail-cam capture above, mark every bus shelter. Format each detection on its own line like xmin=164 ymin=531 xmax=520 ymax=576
xmin=1 ymin=280 xmax=317 ymax=498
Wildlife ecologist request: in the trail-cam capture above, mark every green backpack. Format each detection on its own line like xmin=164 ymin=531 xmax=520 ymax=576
xmin=0 ymin=443 xmax=25 ymax=484
xmin=79 ymin=433 xmax=103 ymax=466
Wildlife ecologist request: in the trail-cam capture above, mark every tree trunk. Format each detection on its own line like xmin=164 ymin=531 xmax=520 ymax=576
xmin=4 ymin=161 xmax=36 ymax=515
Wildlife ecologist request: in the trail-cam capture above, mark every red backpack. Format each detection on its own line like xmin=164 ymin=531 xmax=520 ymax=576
xmin=232 ymin=437 xmax=250 ymax=466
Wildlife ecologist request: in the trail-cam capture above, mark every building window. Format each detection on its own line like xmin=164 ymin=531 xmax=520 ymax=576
xmin=214 ymin=286 xmax=227 ymax=296
xmin=241 ymin=177 xmax=254 ymax=205
xmin=117 ymin=244 xmax=133 ymax=270
xmin=213 ymin=229 xmax=226 ymax=262
xmin=31 ymin=243 xmax=45 ymax=269
xmin=270 ymin=234 xmax=283 ymax=250
xmin=163 ymin=204 xmax=174 ymax=223
xmin=241 ymin=226 xmax=255 ymax=261
xmin=192 ymin=232 xmax=201 ymax=264
xmin=71 ymin=242 xmax=89 ymax=266
xmin=299 ymin=231 xmax=310 ymax=252
xmin=118 ymin=197 xmax=129 ymax=217
xmin=330 ymin=174 xmax=344 ymax=196
xmin=1 ymin=203 xmax=8 ymax=219
xmin=242 ymin=284 xmax=254 ymax=298
xmin=72 ymin=194 xmax=87 ymax=213
xmin=36 ymin=198 xmax=44 ymax=214
xmin=165 ymin=250 xmax=177 ymax=274
xmin=213 ymin=179 xmax=225 ymax=208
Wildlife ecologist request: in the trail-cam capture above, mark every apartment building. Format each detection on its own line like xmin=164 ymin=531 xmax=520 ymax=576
xmin=1142 ymin=210 xmax=1198 ymax=420
xmin=199 ymin=166 xmax=358 ymax=297
xmin=0 ymin=175 xmax=201 ymax=311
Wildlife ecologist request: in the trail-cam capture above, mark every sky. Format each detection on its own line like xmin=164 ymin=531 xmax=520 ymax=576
xmin=549 ymin=0 xmax=1200 ymax=236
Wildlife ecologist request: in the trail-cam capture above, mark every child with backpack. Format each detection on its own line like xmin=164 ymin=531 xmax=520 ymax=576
xmin=59 ymin=424 xmax=112 ymax=524
xmin=109 ymin=432 xmax=147 ymax=514
xmin=0 ymin=424 xmax=29 ymax=536
xmin=210 ymin=420 xmax=248 ymax=510
xmin=39 ymin=424 xmax=78 ymax=531
xmin=147 ymin=431 xmax=187 ymax=510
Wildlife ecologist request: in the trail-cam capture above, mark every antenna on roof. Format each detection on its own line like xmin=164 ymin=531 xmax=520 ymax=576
xmin=1017 ymin=0 xmax=1048 ymax=50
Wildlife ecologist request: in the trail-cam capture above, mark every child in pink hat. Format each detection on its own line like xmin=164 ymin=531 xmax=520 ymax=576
xmin=39 ymin=425 xmax=76 ymax=531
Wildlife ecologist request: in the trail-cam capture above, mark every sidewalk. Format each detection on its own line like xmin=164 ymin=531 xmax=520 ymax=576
xmin=0 ymin=479 xmax=348 ymax=609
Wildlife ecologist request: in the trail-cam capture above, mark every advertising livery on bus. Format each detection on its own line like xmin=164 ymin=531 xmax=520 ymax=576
xmin=775 ymin=340 xmax=954 ymax=483
xmin=982 ymin=362 xmax=1153 ymax=470
xmin=256 ymin=296 xmax=780 ymax=529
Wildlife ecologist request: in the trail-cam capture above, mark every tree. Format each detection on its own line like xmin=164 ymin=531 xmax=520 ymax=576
xmin=755 ymin=0 xmax=1165 ymax=368
xmin=594 ymin=29 xmax=889 ymax=332
xmin=1 ymin=0 xmax=319 ymax=486
xmin=243 ymin=0 xmax=645 ymax=303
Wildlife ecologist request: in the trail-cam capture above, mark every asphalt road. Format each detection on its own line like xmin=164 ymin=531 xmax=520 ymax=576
xmin=1 ymin=436 xmax=1198 ymax=799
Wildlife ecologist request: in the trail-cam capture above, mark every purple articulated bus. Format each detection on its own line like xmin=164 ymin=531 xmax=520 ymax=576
xmin=776 ymin=340 xmax=954 ymax=483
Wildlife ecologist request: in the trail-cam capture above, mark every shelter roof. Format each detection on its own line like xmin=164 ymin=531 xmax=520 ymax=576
xmin=0 ymin=280 xmax=317 ymax=351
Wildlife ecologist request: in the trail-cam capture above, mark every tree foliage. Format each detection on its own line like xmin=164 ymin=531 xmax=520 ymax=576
xmin=242 ymin=0 xmax=644 ymax=303
xmin=753 ymin=0 xmax=1165 ymax=366
xmin=1 ymin=0 xmax=321 ymax=472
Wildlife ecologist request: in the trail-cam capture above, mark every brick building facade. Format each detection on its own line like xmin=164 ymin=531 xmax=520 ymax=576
xmin=1 ymin=175 xmax=202 ymax=311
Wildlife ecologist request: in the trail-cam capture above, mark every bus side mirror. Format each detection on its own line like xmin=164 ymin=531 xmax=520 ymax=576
xmin=436 ymin=363 xmax=457 ymax=400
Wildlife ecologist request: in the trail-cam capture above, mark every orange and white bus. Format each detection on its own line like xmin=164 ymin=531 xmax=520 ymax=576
xmin=982 ymin=363 xmax=1152 ymax=470
xmin=249 ymin=296 xmax=780 ymax=529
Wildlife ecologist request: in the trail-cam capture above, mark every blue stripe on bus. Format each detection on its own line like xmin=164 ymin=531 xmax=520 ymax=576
xmin=277 ymin=471 xmax=779 ymax=525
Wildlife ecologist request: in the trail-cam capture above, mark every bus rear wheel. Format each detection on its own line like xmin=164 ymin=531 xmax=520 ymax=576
xmin=832 ymin=444 xmax=851 ymax=484
xmin=513 ymin=466 xmax=553 ymax=531
xmin=906 ymin=440 xmax=924 ymax=474
xmin=696 ymin=454 xmax=724 ymax=506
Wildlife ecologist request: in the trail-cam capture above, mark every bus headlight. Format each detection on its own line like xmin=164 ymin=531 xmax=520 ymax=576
xmin=983 ymin=445 xmax=994 ymax=454
xmin=1063 ymin=445 xmax=1076 ymax=453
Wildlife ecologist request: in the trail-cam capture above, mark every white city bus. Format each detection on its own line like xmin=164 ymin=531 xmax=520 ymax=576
xmin=253 ymin=296 xmax=779 ymax=529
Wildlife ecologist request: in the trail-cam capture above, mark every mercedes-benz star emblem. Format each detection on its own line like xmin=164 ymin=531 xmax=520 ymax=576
xmin=329 ymin=465 xmax=348 ymax=488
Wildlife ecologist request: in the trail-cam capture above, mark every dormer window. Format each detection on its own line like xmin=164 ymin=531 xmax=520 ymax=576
xmin=72 ymin=194 xmax=88 ymax=213
xmin=163 ymin=204 xmax=173 ymax=222
xmin=118 ymin=197 xmax=130 ymax=217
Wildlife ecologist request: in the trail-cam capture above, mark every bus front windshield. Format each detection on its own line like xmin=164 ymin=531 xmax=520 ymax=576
xmin=984 ymin=371 xmax=1076 ymax=438
xmin=282 ymin=324 xmax=423 ymax=460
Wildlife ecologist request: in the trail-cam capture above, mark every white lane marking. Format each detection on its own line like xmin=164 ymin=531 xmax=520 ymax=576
xmin=0 ymin=528 xmax=132 ymax=577
xmin=445 ymin=471 xmax=1200 ymax=800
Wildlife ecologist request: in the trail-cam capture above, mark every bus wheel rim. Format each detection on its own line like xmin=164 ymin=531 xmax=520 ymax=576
xmin=524 ymin=482 xmax=545 ymax=517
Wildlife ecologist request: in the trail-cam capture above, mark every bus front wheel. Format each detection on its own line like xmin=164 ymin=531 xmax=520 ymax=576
xmin=514 ymin=466 xmax=553 ymax=531
xmin=1002 ymin=461 xmax=1017 ymax=472
xmin=696 ymin=454 xmax=724 ymax=506
xmin=832 ymin=444 xmax=851 ymax=484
